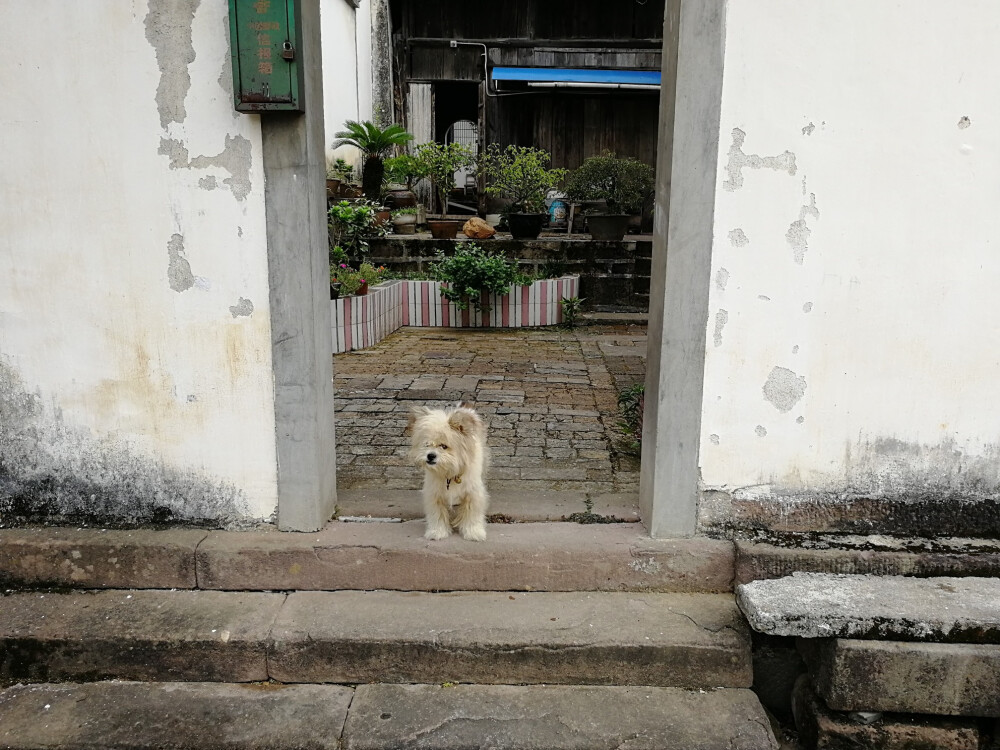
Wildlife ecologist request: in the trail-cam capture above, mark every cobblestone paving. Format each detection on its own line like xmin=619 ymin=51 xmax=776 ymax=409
xmin=333 ymin=324 xmax=647 ymax=495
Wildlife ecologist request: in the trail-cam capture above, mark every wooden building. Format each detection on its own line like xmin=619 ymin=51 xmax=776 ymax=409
xmin=387 ymin=0 xmax=665 ymax=172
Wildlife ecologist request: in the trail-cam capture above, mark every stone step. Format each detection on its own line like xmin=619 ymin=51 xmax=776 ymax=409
xmin=737 ymin=573 xmax=1000 ymax=643
xmin=735 ymin=533 xmax=1000 ymax=584
xmin=0 ymin=682 xmax=778 ymax=750
xmin=335 ymin=488 xmax=642 ymax=522
xmin=0 ymin=522 xmax=733 ymax=593
xmin=0 ymin=590 xmax=751 ymax=688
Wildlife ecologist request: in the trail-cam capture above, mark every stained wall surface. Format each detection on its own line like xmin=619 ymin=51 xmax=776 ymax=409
xmin=322 ymin=0 xmax=374 ymax=167
xmin=0 ymin=2 xmax=279 ymax=524
xmin=697 ymin=0 xmax=1000 ymax=529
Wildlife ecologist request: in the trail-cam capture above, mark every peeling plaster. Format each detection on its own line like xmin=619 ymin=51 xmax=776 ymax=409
xmin=958 ymin=116 xmax=972 ymax=129
xmin=715 ymin=268 xmax=730 ymax=291
xmin=158 ymin=136 xmax=252 ymax=201
xmin=167 ymin=234 xmax=195 ymax=292
xmin=723 ymin=128 xmax=797 ymax=192
xmin=755 ymin=425 xmax=768 ymax=438
xmin=0 ymin=358 xmax=252 ymax=527
xmin=710 ymin=434 xmax=721 ymax=445
xmin=728 ymin=228 xmax=750 ymax=247
xmin=762 ymin=366 xmax=807 ymax=413
xmin=758 ymin=295 xmax=771 ymax=302
xmin=199 ymin=176 xmax=218 ymax=190
xmin=786 ymin=193 xmax=820 ymax=264
xmin=792 ymin=345 xmax=800 ymax=354
xmin=229 ymin=297 xmax=254 ymax=318
xmin=713 ymin=309 xmax=729 ymax=348
xmin=144 ymin=0 xmax=200 ymax=129
xmin=796 ymin=416 xmax=805 ymax=424
xmin=802 ymin=122 xmax=816 ymax=136
xmin=803 ymin=302 xmax=814 ymax=313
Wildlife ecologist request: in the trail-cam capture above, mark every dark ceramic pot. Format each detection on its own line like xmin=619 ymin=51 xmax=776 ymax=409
xmin=586 ymin=214 xmax=630 ymax=241
xmin=507 ymin=212 xmax=546 ymax=240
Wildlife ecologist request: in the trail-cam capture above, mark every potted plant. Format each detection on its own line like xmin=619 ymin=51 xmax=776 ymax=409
xmin=391 ymin=207 xmax=419 ymax=235
xmin=383 ymin=153 xmax=429 ymax=209
xmin=564 ymin=153 xmax=654 ymax=241
xmin=479 ymin=144 xmax=567 ymax=240
xmin=414 ymin=141 xmax=475 ymax=237
xmin=328 ymin=199 xmax=388 ymax=261
xmin=332 ymin=120 xmax=414 ymax=203
xmin=430 ymin=243 xmax=527 ymax=312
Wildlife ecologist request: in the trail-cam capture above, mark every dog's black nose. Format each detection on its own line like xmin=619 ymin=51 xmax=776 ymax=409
xmin=426 ymin=452 xmax=437 ymax=464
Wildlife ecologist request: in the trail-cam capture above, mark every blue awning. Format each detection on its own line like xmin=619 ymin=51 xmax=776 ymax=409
xmin=491 ymin=67 xmax=661 ymax=87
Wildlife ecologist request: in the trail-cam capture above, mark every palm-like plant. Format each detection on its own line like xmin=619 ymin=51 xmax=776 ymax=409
xmin=332 ymin=120 xmax=414 ymax=202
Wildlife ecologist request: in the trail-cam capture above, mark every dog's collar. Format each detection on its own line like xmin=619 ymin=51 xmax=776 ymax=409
xmin=446 ymin=475 xmax=463 ymax=490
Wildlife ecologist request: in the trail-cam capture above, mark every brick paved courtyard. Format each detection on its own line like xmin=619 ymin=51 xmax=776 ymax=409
xmin=332 ymin=324 xmax=647 ymax=503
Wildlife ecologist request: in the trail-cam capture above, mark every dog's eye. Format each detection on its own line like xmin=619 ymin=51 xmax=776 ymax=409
xmin=439 ymin=444 xmax=448 ymax=450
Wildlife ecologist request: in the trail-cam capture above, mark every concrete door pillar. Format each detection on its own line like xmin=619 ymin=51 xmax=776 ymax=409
xmin=261 ymin=0 xmax=338 ymax=531
xmin=640 ymin=0 xmax=727 ymax=538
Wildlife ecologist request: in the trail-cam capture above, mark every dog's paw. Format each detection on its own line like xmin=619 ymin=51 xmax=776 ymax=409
xmin=424 ymin=525 xmax=451 ymax=541
xmin=459 ymin=523 xmax=487 ymax=542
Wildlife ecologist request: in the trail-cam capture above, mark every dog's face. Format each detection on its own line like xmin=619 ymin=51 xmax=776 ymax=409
xmin=408 ymin=405 xmax=485 ymax=479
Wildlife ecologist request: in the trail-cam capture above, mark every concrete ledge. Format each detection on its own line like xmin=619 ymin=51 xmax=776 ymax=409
xmin=0 ymin=682 xmax=353 ymax=750
xmin=735 ymin=536 xmax=1000 ymax=584
xmin=268 ymin=591 xmax=751 ymax=688
xmin=737 ymin=573 xmax=1000 ymax=643
xmin=0 ymin=528 xmax=207 ymax=590
xmin=197 ymin=521 xmax=734 ymax=593
xmin=0 ymin=591 xmax=284 ymax=685
xmin=804 ymin=638 xmax=1000 ymax=717
xmin=344 ymin=684 xmax=777 ymax=750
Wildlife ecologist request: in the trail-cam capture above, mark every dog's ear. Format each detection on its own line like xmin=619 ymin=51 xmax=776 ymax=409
xmin=448 ymin=407 xmax=483 ymax=436
xmin=408 ymin=405 xmax=431 ymax=431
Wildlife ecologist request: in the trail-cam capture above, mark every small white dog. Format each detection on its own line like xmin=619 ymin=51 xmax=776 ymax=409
xmin=408 ymin=404 xmax=489 ymax=541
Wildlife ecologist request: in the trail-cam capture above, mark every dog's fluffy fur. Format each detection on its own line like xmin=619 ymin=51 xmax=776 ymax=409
xmin=408 ymin=404 xmax=489 ymax=541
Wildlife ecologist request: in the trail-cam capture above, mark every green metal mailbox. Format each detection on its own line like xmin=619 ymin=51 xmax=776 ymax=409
xmin=228 ymin=0 xmax=304 ymax=112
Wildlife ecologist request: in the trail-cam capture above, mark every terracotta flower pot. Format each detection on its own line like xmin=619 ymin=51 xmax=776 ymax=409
xmin=586 ymin=214 xmax=630 ymax=242
xmin=427 ymin=219 xmax=463 ymax=240
xmin=356 ymin=281 xmax=369 ymax=296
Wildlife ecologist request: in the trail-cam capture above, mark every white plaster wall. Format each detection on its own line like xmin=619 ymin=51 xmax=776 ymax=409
xmin=0 ymin=1 xmax=278 ymax=522
xmin=321 ymin=0 xmax=373 ymax=171
xmin=700 ymin=0 xmax=1000 ymax=499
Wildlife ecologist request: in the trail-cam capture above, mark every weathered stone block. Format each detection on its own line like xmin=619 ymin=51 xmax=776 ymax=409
xmin=804 ymin=638 xmax=1000 ymax=717
xmin=793 ymin=677 xmax=983 ymax=750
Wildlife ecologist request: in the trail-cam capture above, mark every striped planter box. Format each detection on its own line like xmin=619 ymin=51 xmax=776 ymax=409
xmin=331 ymin=276 xmax=580 ymax=354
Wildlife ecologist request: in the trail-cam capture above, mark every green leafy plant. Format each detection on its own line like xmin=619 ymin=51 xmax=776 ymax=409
xmin=332 ymin=120 xmax=414 ymax=202
xmin=329 ymin=244 xmax=349 ymax=268
xmin=565 ymin=153 xmax=654 ymax=215
xmin=391 ymin=207 xmax=419 ymax=218
xmin=559 ymin=296 xmax=584 ymax=329
xmin=326 ymin=157 xmax=354 ymax=183
xmin=328 ymin=199 xmax=387 ymax=260
xmin=431 ymin=243 xmax=528 ymax=311
xmin=383 ymin=154 xmax=430 ymax=191
xmin=617 ymin=383 xmax=645 ymax=452
xmin=479 ymin=144 xmax=567 ymax=214
xmin=414 ymin=142 xmax=476 ymax=214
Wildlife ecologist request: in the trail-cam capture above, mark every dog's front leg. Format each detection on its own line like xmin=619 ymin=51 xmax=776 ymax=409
xmin=422 ymin=486 xmax=452 ymax=540
xmin=454 ymin=486 xmax=488 ymax=541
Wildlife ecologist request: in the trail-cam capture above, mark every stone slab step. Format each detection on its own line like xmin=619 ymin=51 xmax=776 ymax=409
xmin=269 ymin=590 xmax=751 ymax=687
xmin=336 ymin=488 xmax=641 ymax=522
xmin=735 ymin=534 xmax=1000 ymax=584
xmin=801 ymin=638 xmax=1000 ymax=717
xmin=737 ymin=572 xmax=1000 ymax=642
xmin=0 ymin=682 xmax=778 ymax=750
xmin=0 ymin=590 xmax=750 ymax=688
xmin=344 ymin=684 xmax=777 ymax=750
xmin=0 ymin=681 xmax=353 ymax=750
xmin=0 ymin=523 xmax=734 ymax=593
xmin=197 ymin=521 xmax=733 ymax=593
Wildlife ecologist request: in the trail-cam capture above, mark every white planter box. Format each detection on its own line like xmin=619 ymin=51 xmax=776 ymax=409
xmin=330 ymin=276 xmax=580 ymax=354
